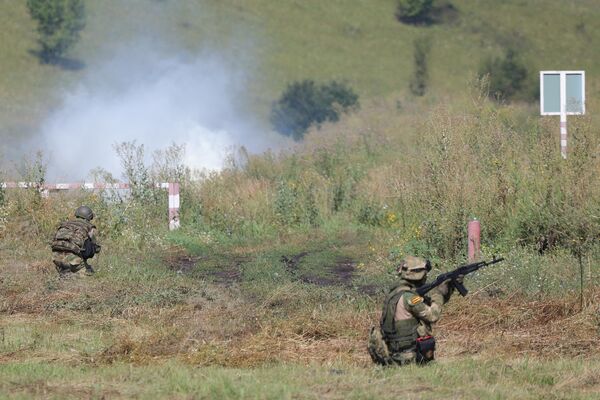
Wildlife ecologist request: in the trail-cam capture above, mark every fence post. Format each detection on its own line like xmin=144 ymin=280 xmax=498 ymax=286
xmin=467 ymin=218 xmax=481 ymax=262
xmin=168 ymin=182 xmax=180 ymax=231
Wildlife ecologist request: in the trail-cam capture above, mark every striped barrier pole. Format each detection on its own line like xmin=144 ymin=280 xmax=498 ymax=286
xmin=560 ymin=113 xmax=567 ymax=159
xmin=0 ymin=181 xmax=180 ymax=230
xmin=168 ymin=182 xmax=180 ymax=231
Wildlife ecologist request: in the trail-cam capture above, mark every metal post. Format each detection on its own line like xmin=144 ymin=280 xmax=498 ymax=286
xmin=560 ymin=73 xmax=568 ymax=159
xmin=467 ymin=219 xmax=481 ymax=262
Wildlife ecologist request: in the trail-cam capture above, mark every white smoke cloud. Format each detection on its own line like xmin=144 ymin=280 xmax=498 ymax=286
xmin=38 ymin=44 xmax=284 ymax=180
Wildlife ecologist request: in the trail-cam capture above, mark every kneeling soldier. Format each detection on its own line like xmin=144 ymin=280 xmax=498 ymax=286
xmin=369 ymin=256 xmax=459 ymax=366
xmin=51 ymin=206 xmax=101 ymax=275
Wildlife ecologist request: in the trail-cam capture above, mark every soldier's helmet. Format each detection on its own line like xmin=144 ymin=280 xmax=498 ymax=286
xmin=397 ymin=256 xmax=431 ymax=281
xmin=74 ymin=205 xmax=94 ymax=221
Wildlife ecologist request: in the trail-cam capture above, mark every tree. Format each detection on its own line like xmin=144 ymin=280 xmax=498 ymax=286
xmin=396 ymin=0 xmax=434 ymax=24
xmin=26 ymin=0 xmax=86 ymax=64
xmin=270 ymin=80 xmax=359 ymax=141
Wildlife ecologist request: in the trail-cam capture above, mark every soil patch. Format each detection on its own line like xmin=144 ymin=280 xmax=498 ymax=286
xmin=195 ymin=256 xmax=250 ymax=286
xmin=281 ymin=252 xmax=309 ymax=273
xmin=282 ymin=253 xmax=356 ymax=287
xmin=164 ymin=247 xmax=247 ymax=285
xmin=167 ymin=255 xmax=200 ymax=274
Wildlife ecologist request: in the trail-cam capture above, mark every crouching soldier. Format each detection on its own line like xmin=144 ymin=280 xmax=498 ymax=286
xmin=51 ymin=206 xmax=101 ymax=275
xmin=368 ymin=256 xmax=460 ymax=366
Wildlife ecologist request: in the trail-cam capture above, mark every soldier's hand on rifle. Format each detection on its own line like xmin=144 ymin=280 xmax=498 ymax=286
xmin=436 ymin=279 xmax=451 ymax=297
xmin=454 ymin=274 xmax=464 ymax=284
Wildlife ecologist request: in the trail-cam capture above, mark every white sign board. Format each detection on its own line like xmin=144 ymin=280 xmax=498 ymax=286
xmin=540 ymin=71 xmax=585 ymax=158
xmin=540 ymin=71 xmax=585 ymax=115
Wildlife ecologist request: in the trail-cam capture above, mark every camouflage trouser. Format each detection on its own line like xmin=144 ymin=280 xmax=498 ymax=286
xmin=390 ymin=349 xmax=417 ymax=366
xmin=52 ymin=251 xmax=90 ymax=274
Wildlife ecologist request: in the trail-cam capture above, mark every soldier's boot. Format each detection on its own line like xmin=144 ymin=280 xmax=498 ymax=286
xmin=54 ymin=260 xmax=72 ymax=277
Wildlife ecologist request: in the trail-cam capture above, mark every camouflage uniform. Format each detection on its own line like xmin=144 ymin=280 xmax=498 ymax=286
xmin=51 ymin=206 xmax=100 ymax=275
xmin=369 ymin=256 xmax=455 ymax=366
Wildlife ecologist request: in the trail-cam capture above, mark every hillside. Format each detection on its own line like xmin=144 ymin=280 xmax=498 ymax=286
xmin=1 ymin=0 xmax=600 ymax=143
xmin=1 ymin=1 xmax=600 ymax=398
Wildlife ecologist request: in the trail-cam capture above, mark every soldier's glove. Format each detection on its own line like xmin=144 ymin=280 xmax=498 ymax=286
xmin=444 ymin=275 xmax=465 ymax=301
xmin=428 ymin=291 xmax=444 ymax=306
xmin=436 ymin=279 xmax=451 ymax=297
xmin=430 ymin=280 xmax=452 ymax=304
xmin=95 ymin=244 xmax=101 ymax=254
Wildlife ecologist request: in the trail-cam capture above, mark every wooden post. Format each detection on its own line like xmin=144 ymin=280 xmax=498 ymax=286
xmin=168 ymin=182 xmax=180 ymax=231
xmin=468 ymin=219 xmax=481 ymax=262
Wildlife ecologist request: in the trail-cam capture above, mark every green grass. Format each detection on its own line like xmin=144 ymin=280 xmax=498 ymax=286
xmin=1 ymin=358 xmax=599 ymax=399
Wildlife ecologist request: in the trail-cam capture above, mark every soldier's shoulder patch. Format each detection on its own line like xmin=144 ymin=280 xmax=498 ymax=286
xmin=408 ymin=295 xmax=424 ymax=305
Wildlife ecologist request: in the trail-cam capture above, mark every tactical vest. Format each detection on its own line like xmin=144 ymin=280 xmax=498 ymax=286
xmin=380 ymin=285 xmax=419 ymax=352
xmin=51 ymin=219 xmax=95 ymax=258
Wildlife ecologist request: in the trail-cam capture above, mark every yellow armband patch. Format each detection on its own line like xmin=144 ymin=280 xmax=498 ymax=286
xmin=409 ymin=295 xmax=423 ymax=305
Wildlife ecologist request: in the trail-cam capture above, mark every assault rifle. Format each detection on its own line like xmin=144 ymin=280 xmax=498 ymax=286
xmin=416 ymin=257 xmax=504 ymax=297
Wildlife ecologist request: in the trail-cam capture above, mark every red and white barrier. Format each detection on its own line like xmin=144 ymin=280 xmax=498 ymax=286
xmin=1 ymin=181 xmax=180 ymax=230
xmin=168 ymin=182 xmax=180 ymax=231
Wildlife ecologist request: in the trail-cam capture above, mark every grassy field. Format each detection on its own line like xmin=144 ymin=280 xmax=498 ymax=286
xmin=1 ymin=92 xmax=599 ymax=398
xmin=1 ymin=0 xmax=600 ymax=398
xmin=1 ymin=217 xmax=599 ymax=398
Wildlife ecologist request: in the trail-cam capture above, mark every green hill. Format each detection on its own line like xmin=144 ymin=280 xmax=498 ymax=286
xmin=1 ymin=0 xmax=599 ymax=141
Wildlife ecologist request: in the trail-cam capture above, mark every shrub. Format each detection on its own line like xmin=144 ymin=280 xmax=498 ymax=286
xmin=409 ymin=36 xmax=432 ymax=96
xmin=479 ymin=48 xmax=533 ymax=102
xmin=270 ymin=80 xmax=359 ymax=140
xmin=26 ymin=0 xmax=86 ymax=64
xmin=274 ymin=178 xmax=322 ymax=228
xmin=396 ymin=0 xmax=434 ymax=24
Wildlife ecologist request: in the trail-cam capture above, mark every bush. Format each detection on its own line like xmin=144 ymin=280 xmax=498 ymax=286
xmin=479 ymin=49 xmax=533 ymax=102
xmin=396 ymin=0 xmax=434 ymax=24
xmin=270 ymin=80 xmax=359 ymax=140
xmin=26 ymin=0 xmax=85 ymax=64
xmin=409 ymin=36 xmax=432 ymax=96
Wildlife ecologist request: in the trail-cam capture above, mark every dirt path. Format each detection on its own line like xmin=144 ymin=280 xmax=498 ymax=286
xmin=281 ymin=252 xmax=357 ymax=287
xmin=170 ymin=249 xmax=363 ymax=289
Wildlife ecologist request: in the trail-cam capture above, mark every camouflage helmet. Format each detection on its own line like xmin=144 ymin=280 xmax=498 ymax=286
xmin=74 ymin=205 xmax=94 ymax=221
xmin=397 ymin=256 xmax=431 ymax=281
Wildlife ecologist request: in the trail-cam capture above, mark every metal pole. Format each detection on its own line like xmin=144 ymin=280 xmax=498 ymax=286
xmin=560 ymin=72 xmax=567 ymax=159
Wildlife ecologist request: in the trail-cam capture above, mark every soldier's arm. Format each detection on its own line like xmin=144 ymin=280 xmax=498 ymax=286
xmin=88 ymin=227 xmax=97 ymax=242
xmin=89 ymin=227 xmax=101 ymax=252
xmin=403 ymin=292 xmax=443 ymax=323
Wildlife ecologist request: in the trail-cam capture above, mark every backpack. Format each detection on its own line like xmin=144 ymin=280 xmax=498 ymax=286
xmin=367 ymin=326 xmax=392 ymax=365
xmin=51 ymin=220 xmax=94 ymax=258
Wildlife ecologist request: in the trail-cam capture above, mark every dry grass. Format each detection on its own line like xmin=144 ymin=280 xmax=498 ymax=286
xmin=439 ymin=289 xmax=600 ymax=359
